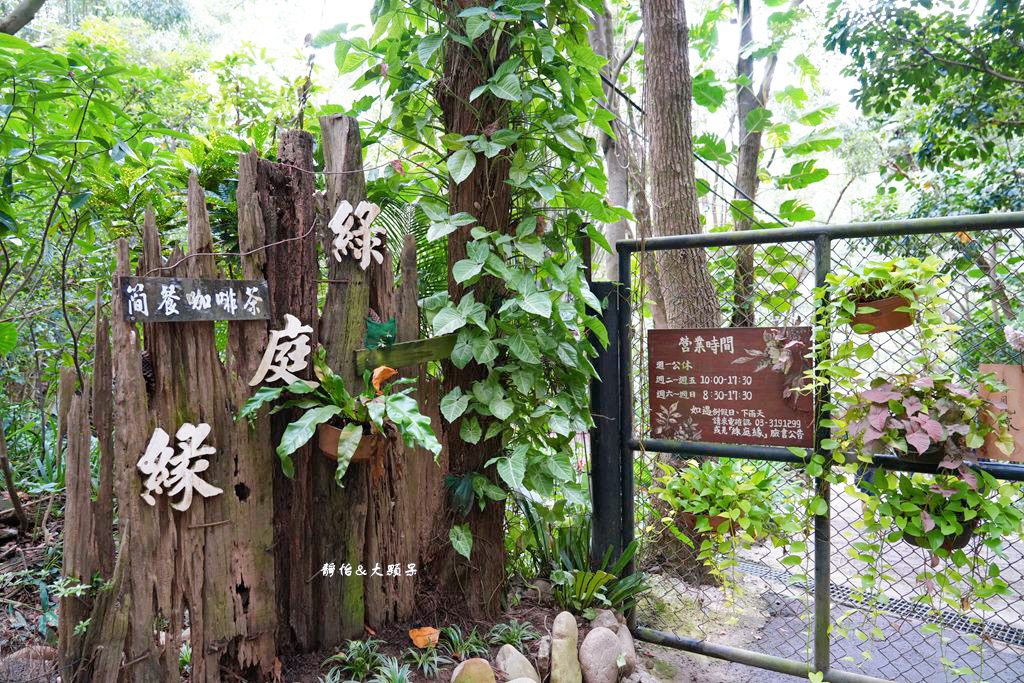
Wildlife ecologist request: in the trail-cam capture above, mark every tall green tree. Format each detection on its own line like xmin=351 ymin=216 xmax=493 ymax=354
xmin=317 ymin=0 xmax=621 ymax=615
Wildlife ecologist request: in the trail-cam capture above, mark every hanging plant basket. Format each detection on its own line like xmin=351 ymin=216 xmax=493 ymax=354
xmin=317 ymin=423 xmax=391 ymax=463
xmin=848 ymin=295 xmax=913 ymax=334
xmin=902 ymin=515 xmax=979 ymax=552
xmin=896 ymin=441 xmax=946 ymax=465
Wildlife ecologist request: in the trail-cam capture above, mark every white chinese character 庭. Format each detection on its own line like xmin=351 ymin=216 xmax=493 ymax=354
xmin=156 ymin=283 xmax=181 ymax=316
xmin=125 ymin=283 xmax=149 ymax=317
xmin=242 ymin=286 xmax=263 ymax=316
xmin=328 ymin=199 xmax=384 ymax=270
xmin=248 ymin=313 xmax=316 ymax=387
xmin=215 ymin=288 xmax=238 ymax=315
xmin=186 ymin=289 xmax=212 ymax=311
xmin=136 ymin=423 xmax=223 ymax=511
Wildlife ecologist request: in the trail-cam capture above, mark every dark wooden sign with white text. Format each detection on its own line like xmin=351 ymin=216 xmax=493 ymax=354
xmin=647 ymin=327 xmax=814 ymax=448
xmin=119 ymin=276 xmax=270 ymax=323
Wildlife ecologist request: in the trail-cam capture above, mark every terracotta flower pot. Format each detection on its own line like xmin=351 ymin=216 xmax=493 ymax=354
xmin=317 ymin=424 xmax=390 ymax=462
xmin=902 ymin=515 xmax=979 ymax=552
xmin=677 ymin=511 xmax=737 ymax=536
xmin=849 ymin=295 xmax=913 ymax=334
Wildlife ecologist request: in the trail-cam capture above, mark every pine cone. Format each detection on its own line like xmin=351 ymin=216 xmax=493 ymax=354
xmin=141 ymin=350 xmax=156 ymax=396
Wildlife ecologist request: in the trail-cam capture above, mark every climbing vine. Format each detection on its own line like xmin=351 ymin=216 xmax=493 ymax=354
xmin=315 ymin=0 xmax=625 ymax=553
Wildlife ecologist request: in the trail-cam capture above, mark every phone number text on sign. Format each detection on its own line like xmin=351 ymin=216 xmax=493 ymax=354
xmin=647 ymin=327 xmax=814 ymax=448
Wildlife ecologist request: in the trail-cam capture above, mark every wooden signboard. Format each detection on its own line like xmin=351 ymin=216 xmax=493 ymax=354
xmin=648 ymin=327 xmax=814 ymax=448
xmin=119 ymin=276 xmax=270 ymax=323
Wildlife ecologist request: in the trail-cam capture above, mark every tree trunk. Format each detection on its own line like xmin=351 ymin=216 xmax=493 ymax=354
xmin=589 ymin=3 xmax=632 ymax=281
xmin=642 ymin=0 xmax=721 ymax=328
xmin=729 ymin=0 xmax=777 ymax=327
xmin=434 ymin=0 xmax=513 ymax=618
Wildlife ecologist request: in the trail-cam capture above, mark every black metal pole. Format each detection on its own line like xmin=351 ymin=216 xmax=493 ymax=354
xmin=617 ymin=249 xmax=635 ymax=628
xmin=589 ymin=281 xmax=623 ymax=568
xmin=813 ymin=233 xmax=832 ymax=674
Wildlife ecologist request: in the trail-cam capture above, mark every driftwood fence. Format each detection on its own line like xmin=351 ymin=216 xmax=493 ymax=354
xmin=58 ymin=117 xmax=451 ymax=682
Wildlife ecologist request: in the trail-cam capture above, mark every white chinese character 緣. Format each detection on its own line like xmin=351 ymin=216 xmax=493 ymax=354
xmin=328 ymin=200 xmax=385 ymax=270
xmin=136 ymin=423 xmax=224 ymax=511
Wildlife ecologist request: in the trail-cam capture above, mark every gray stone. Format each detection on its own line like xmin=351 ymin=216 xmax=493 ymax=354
xmin=590 ymin=609 xmax=619 ymax=632
xmin=536 ymin=635 xmax=552 ymax=677
xmin=551 ymin=611 xmax=582 ymax=683
xmin=496 ymin=643 xmax=540 ymax=683
xmin=617 ymin=625 xmax=637 ymax=676
xmin=507 ymin=679 xmax=540 ymax=683
xmin=452 ymin=657 xmax=496 ymax=683
xmin=579 ymin=626 xmax=624 ymax=683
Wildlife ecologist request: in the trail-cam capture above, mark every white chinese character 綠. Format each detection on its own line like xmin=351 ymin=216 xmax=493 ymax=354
xmin=156 ymin=283 xmax=180 ymax=316
xmin=125 ymin=283 xmax=149 ymax=317
xmin=328 ymin=199 xmax=385 ymax=270
xmin=186 ymin=289 xmax=212 ymax=311
xmin=215 ymin=288 xmax=238 ymax=315
xmin=242 ymin=286 xmax=263 ymax=316
xmin=249 ymin=314 xmax=316 ymax=387
xmin=136 ymin=423 xmax=224 ymax=511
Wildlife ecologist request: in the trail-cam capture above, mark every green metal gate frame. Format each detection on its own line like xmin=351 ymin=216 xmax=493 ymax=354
xmin=589 ymin=211 xmax=1024 ymax=683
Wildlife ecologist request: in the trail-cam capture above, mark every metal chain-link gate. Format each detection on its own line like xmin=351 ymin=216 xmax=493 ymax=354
xmin=591 ymin=212 xmax=1024 ymax=683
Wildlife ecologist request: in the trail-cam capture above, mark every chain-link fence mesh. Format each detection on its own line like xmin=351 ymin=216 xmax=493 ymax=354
xmin=625 ymin=226 xmax=1024 ymax=682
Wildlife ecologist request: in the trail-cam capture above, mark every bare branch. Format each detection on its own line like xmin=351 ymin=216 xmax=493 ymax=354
xmin=0 ymin=0 xmax=47 ymax=35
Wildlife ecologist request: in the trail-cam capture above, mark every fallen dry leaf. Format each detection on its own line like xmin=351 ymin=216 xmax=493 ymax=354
xmin=372 ymin=365 xmax=398 ymax=392
xmin=409 ymin=626 xmax=440 ymax=648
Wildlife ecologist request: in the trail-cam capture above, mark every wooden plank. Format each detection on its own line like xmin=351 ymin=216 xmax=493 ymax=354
xmin=119 ymin=276 xmax=270 ymax=322
xmin=354 ymin=333 xmax=457 ymax=372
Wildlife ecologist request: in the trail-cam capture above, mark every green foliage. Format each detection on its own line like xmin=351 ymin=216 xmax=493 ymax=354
xmin=651 ymin=458 xmax=802 ymax=583
xmin=840 ymin=374 xmax=1013 ymax=459
xmin=549 ymin=540 xmax=647 ymax=615
xmin=239 ymin=350 xmax=441 ymax=482
xmin=487 ymin=619 xmax=540 ymax=650
xmin=369 ymin=656 xmax=413 ymax=683
xmin=312 ymin=0 xmax=617 ymax=554
xmin=439 ymin=625 xmax=489 ymax=662
xmin=403 ymin=646 xmax=453 ymax=679
xmin=826 ymin=0 xmax=1024 ymax=169
xmin=321 ymin=639 xmax=386 ymax=682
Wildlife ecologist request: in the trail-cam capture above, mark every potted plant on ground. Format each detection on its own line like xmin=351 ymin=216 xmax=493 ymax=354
xmin=840 ymin=373 xmax=1013 ymax=465
xmin=649 ymin=459 xmax=800 ymax=585
xmin=829 ymin=256 xmax=947 ymax=334
xmin=239 ymin=350 xmax=441 ymax=485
